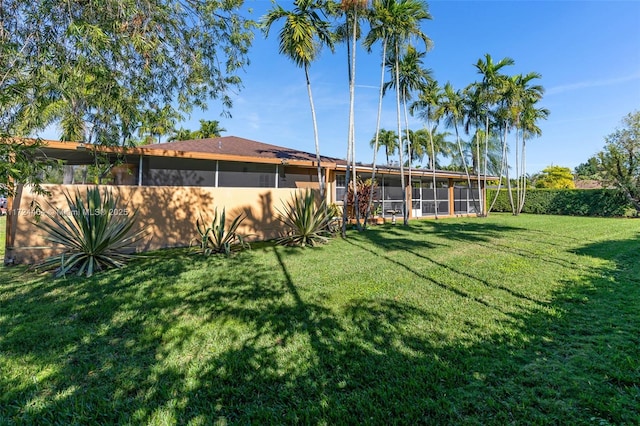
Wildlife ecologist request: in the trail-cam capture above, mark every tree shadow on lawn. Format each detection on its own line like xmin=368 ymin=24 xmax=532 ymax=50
xmin=349 ymin=221 xmax=542 ymax=310
xmin=500 ymin=234 xmax=640 ymax=424
xmin=372 ymin=219 xmax=592 ymax=277
xmin=357 ymin=219 xmax=530 ymax=254
xmin=1 ymin=235 xmax=639 ymax=424
xmin=409 ymin=219 xmax=525 ymax=244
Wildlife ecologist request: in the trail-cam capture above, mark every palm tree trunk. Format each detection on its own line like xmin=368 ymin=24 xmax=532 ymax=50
xmin=504 ymin=127 xmax=516 ymax=214
xmin=365 ymin=38 xmax=388 ymax=228
xmin=349 ymin=8 xmax=361 ymax=231
xmin=519 ymin=137 xmax=527 ymax=214
xmin=514 ymin=117 xmax=520 ymax=215
xmin=341 ymin=146 xmax=353 ymax=238
xmin=476 ymin=128 xmax=483 ymax=216
xmin=482 ymin=115 xmax=490 ymax=216
xmin=403 ymin=90 xmax=414 ymax=221
xmin=305 ymin=64 xmax=325 ymax=200
xmin=454 ymin=122 xmax=473 ymax=195
xmin=427 ymin=119 xmax=438 ymax=219
xmin=394 ymin=42 xmax=407 ymax=226
xmin=488 ymin=124 xmax=508 ymax=212
xmin=341 ymin=15 xmax=352 ymax=238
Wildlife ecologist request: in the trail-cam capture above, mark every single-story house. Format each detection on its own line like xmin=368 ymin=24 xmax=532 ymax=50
xmin=4 ymin=136 xmax=488 ymax=264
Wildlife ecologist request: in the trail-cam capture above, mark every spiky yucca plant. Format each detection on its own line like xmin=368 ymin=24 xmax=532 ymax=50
xmin=277 ymin=190 xmax=334 ymax=247
xmin=35 ymin=187 xmax=147 ymax=277
xmin=195 ymin=208 xmax=249 ymax=256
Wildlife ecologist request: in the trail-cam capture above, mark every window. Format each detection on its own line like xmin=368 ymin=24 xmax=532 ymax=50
xmin=336 ymin=174 xmax=346 ymax=202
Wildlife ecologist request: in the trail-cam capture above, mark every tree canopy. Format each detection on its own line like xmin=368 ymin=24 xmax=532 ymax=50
xmin=598 ymin=111 xmax=640 ymax=211
xmin=573 ymin=156 xmax=600 ymax=180
xmin=1 ymin=0 xmax=254 ymax=195
xmin=534 ymin=165 xmax=575 ymax=189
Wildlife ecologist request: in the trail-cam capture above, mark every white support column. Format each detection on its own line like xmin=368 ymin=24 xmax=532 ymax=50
xmin=275 ymin=165 xmax=279 ymax=189
xmin=138 ymin=156 xmax=143 ymax=186
xmin=215 ymin=160 xmax=219 ymax=187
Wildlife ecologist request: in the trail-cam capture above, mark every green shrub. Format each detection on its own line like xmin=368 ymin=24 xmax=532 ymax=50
xmin=35 ymin=187 xmax=147 ymax=277
xmin=488 ymin=188 xmax=634 ymax=217
xmin=194 ymin=208 xmax=249 ymax=256
xmin=277 ymin=190 xmax=333 ymax=247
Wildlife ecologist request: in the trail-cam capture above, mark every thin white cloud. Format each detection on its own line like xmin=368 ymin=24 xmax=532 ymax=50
xmin=547 ymin=72 xmax=640 ymax=95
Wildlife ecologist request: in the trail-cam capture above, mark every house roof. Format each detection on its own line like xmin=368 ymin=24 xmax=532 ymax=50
xmin=10 ymin=136 xmax=493 ymax=180
xmin=145 ymin=136 xmax=341 ymax=165
xmin=18 ymin=136 xmax=339 ymax=168
xmin=142 ymin=137 xmax=482 ymax=179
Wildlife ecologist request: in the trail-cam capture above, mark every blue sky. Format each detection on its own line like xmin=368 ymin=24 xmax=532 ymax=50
xmin=40 ymin=1 xmax=640 ymax=174
xmin=184 ymin=0 xmax=639 ymax=175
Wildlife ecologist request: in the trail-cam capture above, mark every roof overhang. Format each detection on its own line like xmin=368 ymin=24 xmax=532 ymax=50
xmin=5 ymin=138 xmax=498 ymax=180
xmin=8 ymin=139 xmax=338 ymax=169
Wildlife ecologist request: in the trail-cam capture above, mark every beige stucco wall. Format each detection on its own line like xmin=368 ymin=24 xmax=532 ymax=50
xmin=5 ymin=184 xmax=309 ymax=264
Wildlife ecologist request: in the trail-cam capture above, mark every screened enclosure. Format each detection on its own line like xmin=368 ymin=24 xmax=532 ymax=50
xmin=143 ymin=158 xmax=318 ymax=189
xmin=335 ymin=172 xmax=483 ymax=218
xmin=454 ymin=185 xmax=481 ymax=214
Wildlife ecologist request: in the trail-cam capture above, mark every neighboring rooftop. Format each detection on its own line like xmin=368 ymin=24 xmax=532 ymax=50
xmin=574 ymin=179 xmax=604 ymax=189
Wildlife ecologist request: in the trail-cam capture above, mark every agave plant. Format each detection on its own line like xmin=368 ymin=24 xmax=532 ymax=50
xmin=35 ymin=187 xmax=147 ymax=277
xmin=277 ymin=190 xmax=334 ymax=247
xmin=195 ymin=207 xmax=249 ymax=256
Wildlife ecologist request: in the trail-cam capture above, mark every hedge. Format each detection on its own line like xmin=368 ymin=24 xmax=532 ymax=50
xmin=487 ymin=188 xmax=637 ymax=217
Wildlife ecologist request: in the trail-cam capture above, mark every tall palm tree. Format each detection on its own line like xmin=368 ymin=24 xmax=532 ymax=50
xmin=369 ymin=128 xmax=399 ymax=165
xmin=363 ymin=0 xmax=392 ymax=227
xmin=374 ymin=0 xmax=431 ymax=225
xmin=473 ymin=54 xmax=514 ymax=215
xmin=438 ymin=82 xmax=473 ymax=188
xmin=262 ymin=0 xmax=334 ymax=200
xmin=339 ymin=0 xmax=368 ymax=233
xmin=494 ymin=71 xmax=545 ymax=215
xmin=463 ymin=83 xmax=502 ymax=216
xmin=517 ymin=84 xmax=548 ymax=214
xmin=395 ymin=47 xmax=430 ymax=175
xmin=410 ymin=77 xmax=440 ymax=216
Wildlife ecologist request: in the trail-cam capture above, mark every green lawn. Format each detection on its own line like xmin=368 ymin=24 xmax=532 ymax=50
xmin=1 ymin=214 xmax=639 ymax=424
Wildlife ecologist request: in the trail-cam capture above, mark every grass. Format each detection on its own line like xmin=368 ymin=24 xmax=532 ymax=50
xmin=1 ymin=214 xmax=638 ymax=424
